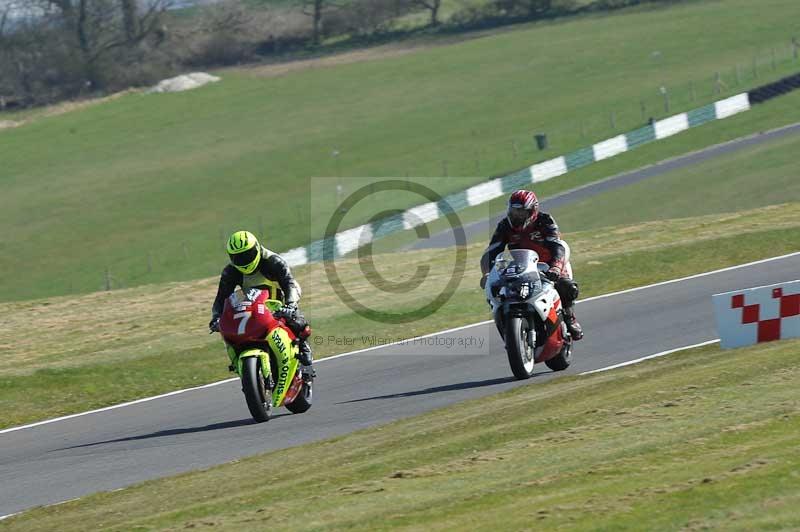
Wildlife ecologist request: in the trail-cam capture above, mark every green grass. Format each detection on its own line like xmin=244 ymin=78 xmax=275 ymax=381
xmin=2 ymin=202 xmax=798 ymax=429
xmin=368 ymin=91 xmax=800 ymax=253
xmin=6 ymin=337 xmax=800 ymax=530
xmin=553 ymin=120 xmax=800 ymax=231
xmin=2 ymin=0 xmax=800 ymax=301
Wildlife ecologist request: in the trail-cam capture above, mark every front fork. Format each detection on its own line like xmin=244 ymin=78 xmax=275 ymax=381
xmin=227 ymin=345 xmax=271 ymax=379
xmin=495 ymin=304 xmax=537 ymax=347
xmin=225 ymin=327 xmax=300 ymax=407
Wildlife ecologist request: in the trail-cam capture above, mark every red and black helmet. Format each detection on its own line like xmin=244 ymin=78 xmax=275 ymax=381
xmin=507 ymin=190 xmax=539 ymax=229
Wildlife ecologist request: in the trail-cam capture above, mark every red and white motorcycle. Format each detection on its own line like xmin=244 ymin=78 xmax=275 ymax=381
xmin=485 ymin=249 xmax=574 ymax=380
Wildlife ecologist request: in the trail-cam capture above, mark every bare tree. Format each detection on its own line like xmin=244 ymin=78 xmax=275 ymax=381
xmin=492 ymin=0 xmax=554 ymax=18
xmin=42 ymin=0 xmax=173 ymax=86
xmin=0 ymin=0 xmax=176 ymax=104
xmin=412 ymin=0 xmax=441 ymax=27
xmin=120 ymin=0 xmax=139 ymax=42
xmin=302 ymin=0 xmax=339 ymax=46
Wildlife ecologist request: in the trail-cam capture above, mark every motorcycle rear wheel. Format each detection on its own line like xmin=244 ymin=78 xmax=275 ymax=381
xmin=545 ymin=334 xmax=572 ymax=371
xmin=505 ymin=316 xmax=536 ymax=380
xmin=285 ymin=379 xmax=313 ymax=414
xmin=241 ymin=356 xmax=272 ymax=422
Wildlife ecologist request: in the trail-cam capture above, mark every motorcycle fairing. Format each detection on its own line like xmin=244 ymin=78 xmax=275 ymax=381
xmin=531 ymin=284 xmax=559 ymax=322
xmin=236 ymin=348 xmax=271 ymax=380
xmin=536 ymin=321 xmax=567 ymax=363
xmin=267 ymin=326 xmax=299 ymax=407
xmin=283 ymin=372 xmax=304 ymax=405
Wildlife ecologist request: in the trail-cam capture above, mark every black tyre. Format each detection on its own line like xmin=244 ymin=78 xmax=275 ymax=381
xmin=285 ymin=378 xmax=313 ymax=414
xmin=545 ymin=333 xmax=572 ymax=372
xmin=505 ymin=316 xmax=535 ymax=380
xmin=241 ymin=356 xmax=272 ymax=422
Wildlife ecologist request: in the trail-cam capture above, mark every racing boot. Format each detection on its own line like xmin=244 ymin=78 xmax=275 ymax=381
xmin=297 ymin=340 xmax=316 ymax=380
xmin=563 ymin=307 xmax=584 ymax=341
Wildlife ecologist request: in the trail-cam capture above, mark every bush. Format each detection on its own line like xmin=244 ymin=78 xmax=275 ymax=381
xmin=323 ymin=0 xmax=413 ymax=39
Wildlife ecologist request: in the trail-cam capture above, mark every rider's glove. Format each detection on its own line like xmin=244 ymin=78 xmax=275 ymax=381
xmin=479 ymin=274 xmax=489 ymax=290
xmin=275 ymin=304 xmax=297 ymax=321
xmin=544 ymin=267 xmax=561 ymax=282
xmin=208 ymin=316 xmax=220 ymax=333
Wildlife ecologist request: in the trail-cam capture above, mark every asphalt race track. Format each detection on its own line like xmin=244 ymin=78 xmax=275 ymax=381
xmin=410 ymin=122 xmax=800 ymax=250
xmin=2 ymin=254 xmax=798 ymax=517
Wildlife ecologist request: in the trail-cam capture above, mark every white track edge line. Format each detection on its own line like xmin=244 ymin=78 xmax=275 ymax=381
xmin=579 ymin=339 xmax=720 ymax=375
xmin=0 ymin=378 xmax=238 ymax=436
xmin=2 ymin=251 xmax=797 ymax=435
xmin=578 ymin=251 xmax=800 ymax=304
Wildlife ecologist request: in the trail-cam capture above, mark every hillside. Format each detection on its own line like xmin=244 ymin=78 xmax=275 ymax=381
xmin=2 ymin=0 xmax=800 ymax=303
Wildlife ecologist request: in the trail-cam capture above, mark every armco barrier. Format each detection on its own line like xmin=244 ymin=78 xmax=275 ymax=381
xmin=280 ymin=92 xmax=752 ymax=267
xmin=713 ymin=280 xmax=800 ymax=349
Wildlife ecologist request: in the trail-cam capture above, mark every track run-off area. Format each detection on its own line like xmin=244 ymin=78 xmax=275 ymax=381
xmin=1 ymin=252 xmax=798 ymax=518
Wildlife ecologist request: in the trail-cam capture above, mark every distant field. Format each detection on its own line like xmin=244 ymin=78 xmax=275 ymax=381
xmin=2 ymin=0 xmax=800 ymax=302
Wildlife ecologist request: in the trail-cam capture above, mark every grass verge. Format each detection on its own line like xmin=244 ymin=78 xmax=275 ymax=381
xmin=5 ymin=337 xmax=800 ymax=530
xmin=2 ymin=0 xmax=800 ymax=301
xmin=2 ymin=202 xmax=798 ymax=429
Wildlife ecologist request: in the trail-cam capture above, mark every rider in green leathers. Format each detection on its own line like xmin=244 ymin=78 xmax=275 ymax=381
xmin=209 ymin=231 xmax=315 ymax=373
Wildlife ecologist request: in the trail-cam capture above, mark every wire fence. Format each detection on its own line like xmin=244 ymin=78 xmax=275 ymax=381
xmin=465 ymin=37 xmax=800 ymax=178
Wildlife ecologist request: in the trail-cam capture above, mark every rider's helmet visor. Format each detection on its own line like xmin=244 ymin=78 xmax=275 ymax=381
xmin=508 ymin=206 xmax=531 ymax=227
xmin=229 ymin=246 xmax=259 ymax=268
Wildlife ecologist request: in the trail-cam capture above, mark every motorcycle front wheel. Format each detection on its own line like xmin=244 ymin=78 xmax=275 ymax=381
xmin=505 ymin=316 xmax=536 ymax=380
xmin=241 ymin=356 xmax=272 ymax=422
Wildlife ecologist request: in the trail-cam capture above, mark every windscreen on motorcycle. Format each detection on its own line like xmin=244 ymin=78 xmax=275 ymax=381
xmin=485 ymin=249 xmax=543 ymax=301
xmin=494 ymin=249 xmax=539 ymax=277
xmin=228 ymin=288 xmax=263 ymax=309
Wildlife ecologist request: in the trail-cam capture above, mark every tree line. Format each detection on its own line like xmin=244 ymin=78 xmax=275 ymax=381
xmin=0 ymin=0 xmax=684 ymax=108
